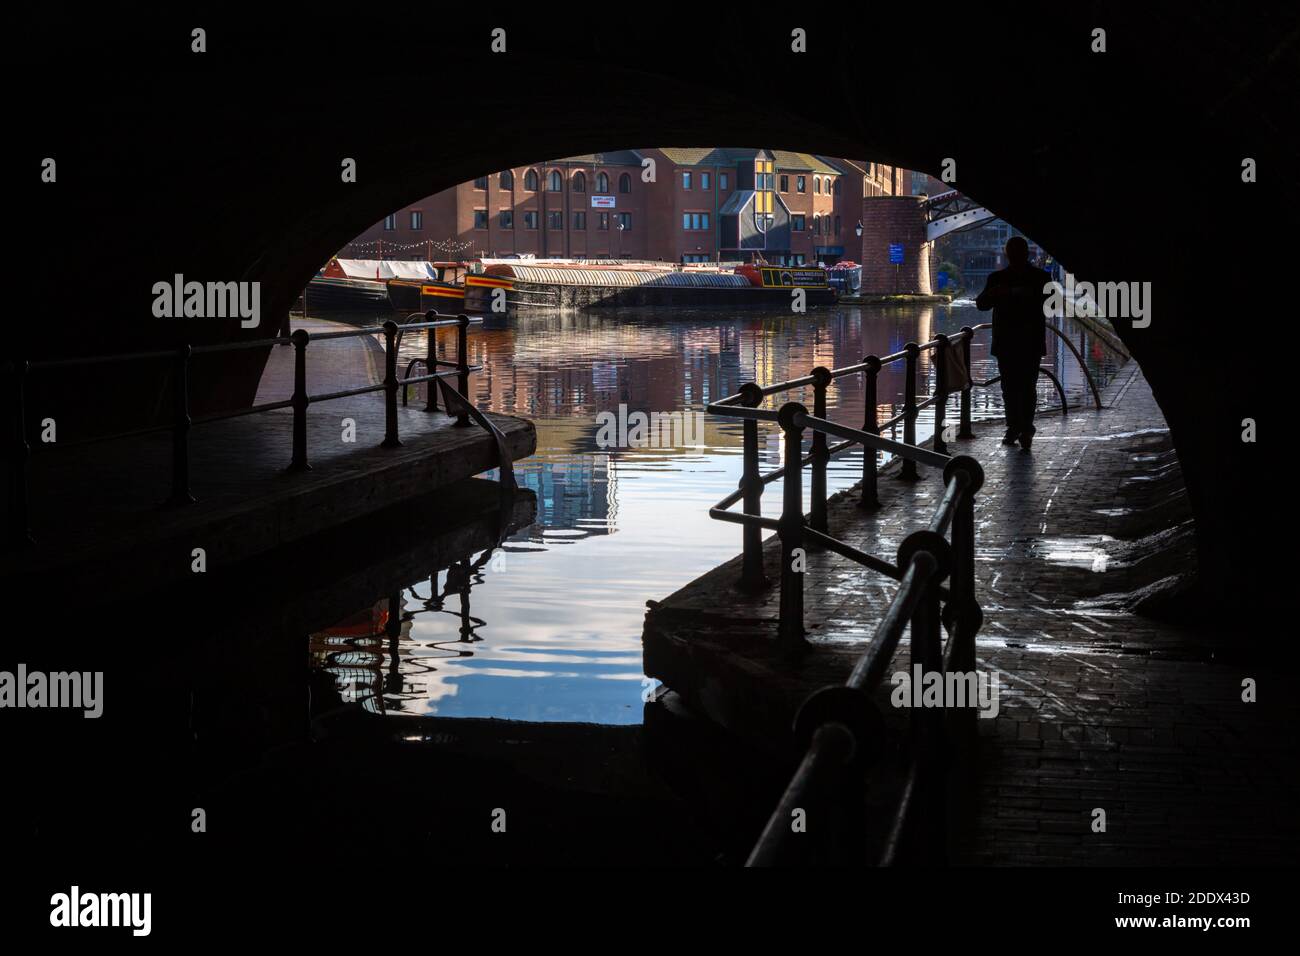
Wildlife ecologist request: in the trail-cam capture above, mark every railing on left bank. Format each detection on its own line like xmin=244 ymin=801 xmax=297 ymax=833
xmin=5 ymin=312 xmax=487 ymax=549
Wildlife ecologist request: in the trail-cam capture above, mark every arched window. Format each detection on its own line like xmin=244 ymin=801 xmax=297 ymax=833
xmin=813 ymin=176 xmax=821 ymax=194
xmin=834 ymin=216 xmax=841 ymax=236
xmin=499 ymin=170 xmax=514 ymax=189
xmin=548 ymin=170 xmax=562 ymax=192
xmin=524 ymin=169 xmax=539 ymax=191
xmin=833 ymin=178 xmax=841 ymax=196
xmin=572 ymin=171 xmax=586 ymax=192
xmin=619 ymin=173 xmax=631 ymax=194
xmin=596 ymin=171 xmax=609 ymax=193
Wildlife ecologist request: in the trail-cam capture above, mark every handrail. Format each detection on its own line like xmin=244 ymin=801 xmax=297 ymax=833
xmin=7 ymin=312 xmax=491 ymax=547
xmin=701 ymin=321 xmax=1058 ymax=865
xmin=719 ymin=309 xmax=1115 ymax=863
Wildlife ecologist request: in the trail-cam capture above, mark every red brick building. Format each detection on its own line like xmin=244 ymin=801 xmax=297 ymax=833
xmin=346 ymin=147 xmax=910 ymax=267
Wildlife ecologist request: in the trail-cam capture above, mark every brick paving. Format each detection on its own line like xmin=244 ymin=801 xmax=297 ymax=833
xmin=644 ymin=361 xmax=1300 ymax=865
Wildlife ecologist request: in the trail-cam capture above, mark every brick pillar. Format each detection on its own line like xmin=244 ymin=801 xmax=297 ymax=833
xmin=859 ymin=195 xmax=933 ymax=294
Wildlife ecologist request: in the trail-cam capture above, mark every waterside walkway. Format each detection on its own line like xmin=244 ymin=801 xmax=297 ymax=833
xmin=644 ymin=361 xmax=1299 ymax=864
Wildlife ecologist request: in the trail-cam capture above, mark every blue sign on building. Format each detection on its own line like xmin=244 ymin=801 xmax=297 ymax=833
xmin=888 ymin=243 xmax=905 ymax=264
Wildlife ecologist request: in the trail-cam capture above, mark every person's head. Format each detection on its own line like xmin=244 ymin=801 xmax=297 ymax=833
xmin=1005 ymin=236 xmax=1029 ymax=265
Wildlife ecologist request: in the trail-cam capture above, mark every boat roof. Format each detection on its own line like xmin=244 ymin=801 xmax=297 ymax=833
xmin=333 ymin=258 xmax=439 ymax=281
xmin=487 ymin=264 xmax=751 ymax=288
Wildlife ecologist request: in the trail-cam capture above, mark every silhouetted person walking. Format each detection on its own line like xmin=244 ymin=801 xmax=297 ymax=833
xmin=975 ymin=236 xmax=1051 ymax=450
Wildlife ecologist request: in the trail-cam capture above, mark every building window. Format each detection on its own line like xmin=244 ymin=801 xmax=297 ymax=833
xmin=524 ymin=169 xmax=539 ymax=191
xmin=833 ymin=179 xmax=842 ymax=196
xmin=596 ymin=172 xmax=609 ymax=193
xmin=814 ymin=176 xmax=821 ymax=194
xmin=473 ymin=209 xmax=488 ymax=229
xmin=779 ymin=174 xmax=789 ymax=192
xmin=701 ymin=172 xmax=711 ymax=190
xmin=756 ymin=171 xmax=774 ymax=190
xmin=548 ymin=170 xmax=563 ymax=192
xmin=499 ymin=170 xmax=513 ymax=189
xmin=410 ymin=211 xmax=423 ymax=230
xmin=618 ymin=212 xmax=631 ymax=230
xmin=797 ymin=176 xmax=806 ymax=193
xmin=573 ymin=171 xmax=586 ymax=192
xmin=500 ymin=210 xmax=513 ymax=229
xmin=548 ymin=211 xmax=563 ymax=229
xmin=383 ymin=214 xmax=396 ymax=231
xmin=793 ymin=254 xmax=806 ymax=266
xmin=598 ymin=212 xmax=610 ymax=231
xmin=683 ymin=212 xmax=710 ymax=231
xmin=682 ymin=171 xmax=692 ymax=189
xmin=719 ymin=173 xmax=729 ymax=190
xmin=523 ymin=211 xmax=538 ymax=230
xmin=619 ymin=172 xmax=631 ymax=193
xmin=473 ymin=176 xmax=488 ymax=190
xmin=835 ymin=216 xmax=841 ymax=236
xmin=574 ymin=211 xmax=586 ymax=230
xmin=792 ymin=214 xmax=805 ymax=231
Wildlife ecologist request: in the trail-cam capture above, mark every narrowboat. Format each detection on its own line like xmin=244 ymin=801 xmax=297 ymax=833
xmin=461 ymin=260 xmax=837 ymax=314
xmin=305 ymin=258 xmax=446 ymax=316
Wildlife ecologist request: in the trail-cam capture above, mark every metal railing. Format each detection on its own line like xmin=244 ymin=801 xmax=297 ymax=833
xmin=706 ymin=322 xmax=1101 ymax=866
xmin=6 ymin=311 xmax=485 ymax=548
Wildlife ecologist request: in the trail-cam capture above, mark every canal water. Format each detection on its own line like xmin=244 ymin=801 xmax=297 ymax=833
xmin=310 ymin=301 xmax=1121 ymax=726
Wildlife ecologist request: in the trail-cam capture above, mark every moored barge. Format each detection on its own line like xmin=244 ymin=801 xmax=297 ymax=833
xmin=462 ymin=261 xmax=837 ymax=314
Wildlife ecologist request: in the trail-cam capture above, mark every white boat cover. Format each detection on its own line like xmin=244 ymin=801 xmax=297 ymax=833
xmin=499 ymin=265 xmax=751 ymax=288
xmin=335 ymin=259 xmax=440 ymax=281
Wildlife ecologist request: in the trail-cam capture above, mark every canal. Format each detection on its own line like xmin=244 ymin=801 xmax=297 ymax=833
xmin=308 ymin=301 xmax=1122 ymax=726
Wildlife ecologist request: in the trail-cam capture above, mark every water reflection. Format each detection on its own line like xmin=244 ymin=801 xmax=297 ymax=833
xmin=312 ymin=303 xmax=1121 ymax=724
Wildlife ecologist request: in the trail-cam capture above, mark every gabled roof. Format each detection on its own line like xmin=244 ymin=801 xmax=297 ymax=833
xmin=658 ymin=147 xmax=766 ymax=167
xmin=554 ymin=150 xmax=645 ymax=166
xmin=771 ymin=152 xmax=844 ymax=174
xmin=657 ymin=147 xmax=843 ymax=175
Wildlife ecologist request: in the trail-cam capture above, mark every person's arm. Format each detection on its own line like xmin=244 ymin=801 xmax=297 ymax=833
xmin=975 ymin=273 xmax=1000 ymax=311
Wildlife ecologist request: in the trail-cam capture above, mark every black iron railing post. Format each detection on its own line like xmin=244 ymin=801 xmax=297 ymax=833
xmin=169 ymin=345 xmax=196 ymax=505
xmin=777 ymin=402 xmax=808 ymax=651
xmin=809 ymin=366 xmax=831 ymax=533
xmin=958 ymin=326 xmax=975 ymax=438
xmin=382 ymin=320 xmax=402 ymax=448
xmin=7 ymin=360 xmax=34 ymax=548
xmin=933 ymin=333 xmax=950 ymax=456
xmin=454 ymin=313 xmax=471 ymax=427
xmin=424 ymin=310 xmax=439 ymax=413
xmin=739 ymin=382 xmax=767 ymax=592
xmin=901 ymin=342 xmax=920 ymax=480
xmin=943 ymin=457 xmax=985 ymax=720
xmin=288 ymin=328 xmax=311 ymax=472
xmin=860 ymin=355 xmax=881 ymax=509
xmin=899 ymin=530 xmax=950 ymax=863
